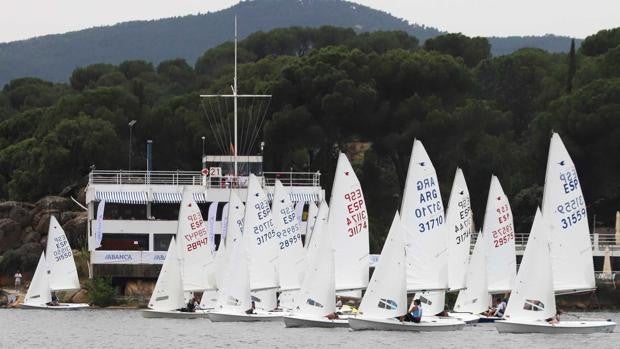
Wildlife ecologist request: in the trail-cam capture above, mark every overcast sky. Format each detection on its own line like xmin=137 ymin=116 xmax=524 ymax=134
xmin=1 ymin=0 xmax=618 ymax=43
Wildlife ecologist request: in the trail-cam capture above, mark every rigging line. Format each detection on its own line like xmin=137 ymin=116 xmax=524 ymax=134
xmin=245 ymin=90 xmax=265 ymax=155
xmin=209 ymin=97 xmax=226 ymax=153
xmin=224 ymin=94 xmax=234 ymax=156
xmin=215 ymin=96 xmax=228 ymax=154
xmin=242 ymin=93 xmax=258 ymax=156
xmin=249 ymin=92 xmax=272 ymax=155
xmin=201 ymin=98 xmax=226 ymax=155
xmin=200 ymin=99 xmax=222 ymax=154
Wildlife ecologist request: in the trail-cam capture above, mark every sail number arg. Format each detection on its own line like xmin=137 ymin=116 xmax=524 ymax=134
xmin=53 ymin=235 xmax=72 ymax=262
xmin=415 ymin=177 xmax=444 ymax=233
xmin=344 ymin=188 xmax=367 ymax=237
xmin=559 ymin=168 xmax=579 ymax=194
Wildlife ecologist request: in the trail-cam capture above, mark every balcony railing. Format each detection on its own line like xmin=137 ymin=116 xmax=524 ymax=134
xmin=89 ymin=170 xmax=321 ymax=188
xmin=471 ymin=232 xmax=620 ymax=253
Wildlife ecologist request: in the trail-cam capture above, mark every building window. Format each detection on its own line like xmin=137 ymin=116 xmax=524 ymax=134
xmin=154 ymin=234 xmax=176 ymax=251
xmin=98 ymin=233 xmax=149 ymax=251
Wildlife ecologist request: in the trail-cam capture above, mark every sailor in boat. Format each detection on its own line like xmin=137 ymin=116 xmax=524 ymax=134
xmin=545 ymin=310 xmax=562 ymax=326
xmin=400 ymin=299 xmax=423 ymax=323
xmin=436 ymin=305 xmax=450 ymax=317
xmin=47 ymin=291 xmax=60 ymax=306
xmin=494 ymin=299 xmax=507 ymax=318
xmin=180 ymin=296 xmax=198 ymax=312
xmin=336 ymin=296 xmax=343 ymax=309
xmin=245 ymin=301 xmax=256 ymax=315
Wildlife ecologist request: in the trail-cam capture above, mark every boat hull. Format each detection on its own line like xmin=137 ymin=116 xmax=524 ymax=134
xmin=478 ymin=316 xmax=502 ymax=323
xmin=141 ymin=309 xmax=209 ymax=319
xmin=348 ymin=316 xmax=466 ymax=332
xmin=448 ymin=312 xmax=480 ymax=324
xmin=21 ymin=303 xmax=90 ymax=310
xmin=208 ymin=311 xmax=283 ymax=322
xmin=495 ymin=320 xmax=616 ymax=334
xmin=283 ymin=315 xmax=349 ymax=328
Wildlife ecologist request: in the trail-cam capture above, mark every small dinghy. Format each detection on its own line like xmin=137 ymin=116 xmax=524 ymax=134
xmin=22 ymin=217 xmax=89 ymax=310
xmin=495 ymin=209 xmax=615 ymax=334
xmin=208 ymin=190 xmax=284 ymax=322
xmin=284 ymin=201 xmax=346 ymax=328
xmin=141 ymin=238 xmax=207 ymax=319
xmin=348 ymin=213 xmax=466 ymax=332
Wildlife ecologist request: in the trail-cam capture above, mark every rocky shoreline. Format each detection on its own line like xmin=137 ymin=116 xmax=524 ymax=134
xmin=0 ymin=196 xmax=88 ymax=285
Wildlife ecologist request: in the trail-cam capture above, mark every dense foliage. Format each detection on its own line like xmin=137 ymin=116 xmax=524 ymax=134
xmin=1 ymin=26 xmax=619 ymax=252
xmin=0 ymin=0 xmax=579 ymax=85
xmin=85 ymin=277 xmax=117 ymax=307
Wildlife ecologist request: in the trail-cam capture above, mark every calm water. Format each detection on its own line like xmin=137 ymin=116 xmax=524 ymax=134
xmin=1 ymin=309 xmax=619 ymax=348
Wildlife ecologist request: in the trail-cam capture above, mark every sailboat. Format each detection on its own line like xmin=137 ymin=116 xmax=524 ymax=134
xmin=175 ymin=189 xmax=215 ymax=316
xmin=399 ymin=139 xmax=465 ymax=330
xmin=349 ymin=213 xmax=464 ymax=331
xmin=329 ymin=153 xmax=370 ymax=294
xmin=22 ymin=216 xmax=89 ymax=310
xmin=142 ymin=238 xmax=202 ymax=318
xmin=453 ymin=175 xmax=516 ymax=323
xmin=452 ymin=231 xmax=489 ymax=321
xmin=495 ymin=208 xmax=615 ymax=333
xmin=283 ymin=202 xmax=348 ymax=327
xmin=304 ymin=201 xmax=319 ymax=248
xmin=272 ymin=179 xmax=305 ymax=310
xmin=543 ymin=133 xmax=596 ymax=295
xmin=208 ymin=191 xmax=282 ymax=322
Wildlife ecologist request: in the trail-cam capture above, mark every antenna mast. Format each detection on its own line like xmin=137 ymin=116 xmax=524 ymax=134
xmin=200 ymin=16 xmax=271 ymax=177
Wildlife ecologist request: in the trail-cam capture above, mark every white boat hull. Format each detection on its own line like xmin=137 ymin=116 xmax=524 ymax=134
xmin=448 ymin=312 xmax=480 ymax=324
xmin=495 ymin=319 xmax=616 ymax=334
xmin=208 ymin=311 xmax=283 ymax=322
xmin=141 ymin=309 xmax=209 ymax=319
xmin=283 ymin=315 xmax=349 ymax=328
xmin=21 ymin=303 xmax=90 ymax=310
xmin=348 ymin=316 xmax=466 ymax=332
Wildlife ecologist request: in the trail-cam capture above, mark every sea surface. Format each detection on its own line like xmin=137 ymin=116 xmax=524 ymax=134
xmin=1 ymin=309 xmax=619 ymax=349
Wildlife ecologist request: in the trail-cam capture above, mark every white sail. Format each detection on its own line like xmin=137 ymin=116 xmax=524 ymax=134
xmin=46 ymin=216 xmax=80 ymax=291
xmin=483 ymin=176 xmax=516 ymax=293
xmin=199 ymin=289 xmax=218 ymax=309
xmin=215 ymin=191 xmax=244 ymax=288
xmin=244 ymin=174 xmax=279 ymax=290
xmin=175 ymin=189 xmax=216 ymax=291
xmin=252 ymin=289 xmax=278 ymax=311
xmin=542 ymin=133 xmax=595 ymax=294
xmin=400 ymin=139 xmax=447 ymax=291
xmin=273 ymin=180 xmax=304 ymax=291
xmin=148 ymin=238 xmax=185 ymax=311
xmin=24 ymin=252 xmax=52 ymax=306
xmin=329 ymin=153 xmax=370 ymax=291
xmin=504 ymin=208 xmax=556 ymax=321
xmin=296 ymin=200 xmax=335 ymax=317
xmin=358 ymin=213 xmax=407 ymax=318
xmin=446 ymin=168 xmax=472 ymax=291
xmin=454 ymin=231 xmax=489 ymax=314
xmin=216 ymin=193 xmax=252 ymax=314
xmin=414 ymin=291 xmax=445 ymax=316
xmin=305 ymin=201 xmax=319 ymax=248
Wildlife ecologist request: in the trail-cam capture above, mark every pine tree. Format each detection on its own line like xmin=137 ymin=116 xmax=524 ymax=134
xmin=567 ymin=39 xmax=576 ymax=93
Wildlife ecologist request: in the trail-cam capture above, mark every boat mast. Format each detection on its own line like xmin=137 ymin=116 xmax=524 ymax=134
xmin=200 ymin=16 xmax=271 ymax=177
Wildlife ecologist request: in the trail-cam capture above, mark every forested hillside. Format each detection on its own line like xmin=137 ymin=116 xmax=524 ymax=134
xmin=0 ymin=0 xmax=579 ymax=84
xmin=1 ymin=26 xmax=619 ymax=251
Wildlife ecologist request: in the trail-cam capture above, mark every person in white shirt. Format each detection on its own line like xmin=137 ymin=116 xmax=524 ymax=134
xmin=494 ymin=299 xmax=507 ymax=317
xmin=14 ymin=270 xmax=22 ymax=291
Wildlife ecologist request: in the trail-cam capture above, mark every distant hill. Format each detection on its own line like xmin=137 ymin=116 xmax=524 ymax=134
xmin=0 ymin=0 xmax=579 ymax=84
xmin=488 ymin=35 xmax=581 ymax=56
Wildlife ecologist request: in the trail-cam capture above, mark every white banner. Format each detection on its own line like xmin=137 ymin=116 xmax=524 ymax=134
xmin=221 ymin=203 xmax=229 ymax=243
xmin=208 ymin=202 xmax=219 ymax=252
xmin=95 ymin=200 xmax=106 ymax=249
xmin=91 ymin=251 xmax=167 ymax=264
xmin=295 ymin=201 xmax=305 ymax=224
